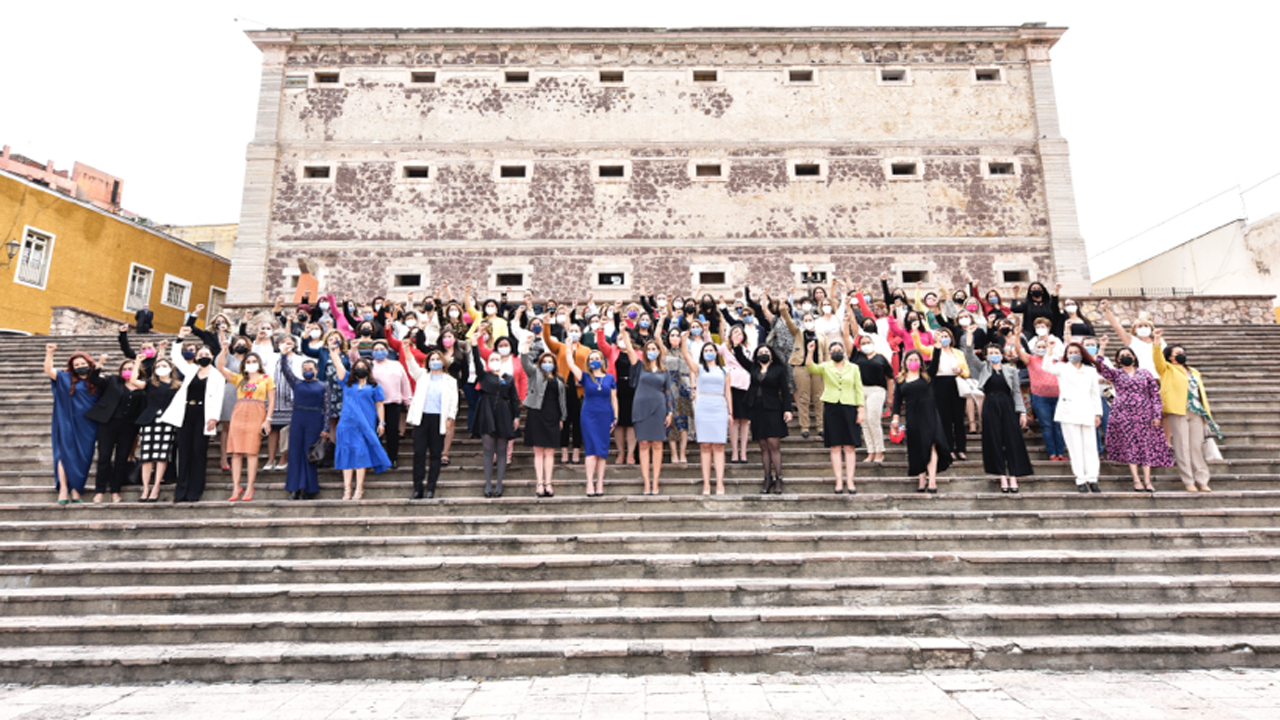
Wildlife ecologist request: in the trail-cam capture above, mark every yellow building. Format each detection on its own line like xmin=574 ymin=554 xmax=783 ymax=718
xmin=0 ymin=170 xmax=231 ymax=335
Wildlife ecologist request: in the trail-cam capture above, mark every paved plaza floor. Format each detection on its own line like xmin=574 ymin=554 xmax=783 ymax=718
xmin=2 ymin=669 xmax=1279 ymax=719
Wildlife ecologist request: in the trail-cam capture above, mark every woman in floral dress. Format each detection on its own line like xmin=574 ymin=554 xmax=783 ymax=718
xmin=1095 ymin=341 xmax=1174 ymax=492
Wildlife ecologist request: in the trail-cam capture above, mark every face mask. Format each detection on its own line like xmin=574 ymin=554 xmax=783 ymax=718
xmin=1035 ymin=327 xmax=1049 ymax=337
xmin=372 ymin=350 xmax=388 ymax=361
xmin=309 ymin=329 xmax=322 ymax=339
xmin=540 ymin=362 xmax=555 ymax=373
xmin=531 ymin=324 xmax=543 ymax=334
xmin=1136 ymin=326 xmax=1152 ymax=338
xmin=197 ymin=357 xmax=212 ymax=367
xmin=924 ymin=296 xmax=936 ymax=307
xmin=591 ymin=322 xmax=601 ymax=331
xmin=489 ymin=361 xmax=503 ymax=373
xmin=374 ymin=303 xmax=383 ymax=312
xmin=939 ymin=337 xmax=951 ymax=347
xmin=1119 ymin=355 xmax=1135 ymax=367
xmin=498 ymin=346 xmax=511 ymax=357
xmin=442 ymin=337 xmax=455 ymax=348
xmin=485 ymin=306 xmax=497 ymax=317
xmin=1031 ymin=289 xmax=1045 ymax=299
xmin=557 ymin=315 xmax=567 ymax=324
xmin=234 ymin=345 xmax=248 ymax=354
xmin=744 ymin=316 xmax=755 ymax=325
xmin=958 ymin=318 xmax=971 ymax=327
xmin=1065 ymin=304 xmax=1078 ymax=314
xmin=354 ymin=366 xmax=370 ymax=379
xmin=71 ymin=365 xmax=91 ymax=377
xmin=627 ymin=311 xmax=638 ymax=320
xmin=758 ymin=353 xmax=771 ymax=364
xmin=568 ymin=332 xmax=581 ymax=342
xmin=589 ymin=359 xmax=603 ymax=370
xmin=803 ymin=321 xmax=815 ymax=331
xmin=303 ymin=370 xmax=317 ymax=381
xmin=424 ymin=303 xmax=435 ymax=312
xmin=1174 ymin=353 xmax=1187 ymax=365
xmin=906 ymin=359 xmax=921 ymax=372
xmin=703 ymin=351 xmax=717 ymax=363
xmin=1067 ymin=353 xmax=1082 ymax=364
xmin=861 ymin=345 xmax=875 ymax=355
xmin=646 ymin=350 xmax=660 ymax=362
xmin=639 ymin=319 xmax=651 ymax=329
xmin=1083 ymin=345 xmax=1098 ymax=355
xmin=182 ymin=349 xmax=196 ymax=360
xmin=428 ymin=361 xmax=444 ymax=372
xmin=362 ymin=313 xmax=374 ymax=321
xmin=862 ymin=323 xmax=876 ymax=334
xmin=1033 ymin=348 xmax=1047 ymax=357
xmin=280 ymin=345 xmax=294 ymax=356
xmin=406 ymin=318 xmax=418 ymax=328
xmin=448 ymin=310 xmax=460 ymax=319
xmin=822 ymin=305 xmax=833 ymax=315
xmin=691 ymin=327 xmax=703 ymax=337
xmin=684 ymin=305 xmax=696 ymax=314
xmin=830 ymin=351 xmax=845 ymax=363
xmin=988 ymin=296 xmax=999 ymax=304
xmin=319 ymin=302 xmax=329 ymax=311
xmin=655 ymin=298 xmax=666 ymax=307
xmin=142 ymin=348 xmax=156 ymax=359
xmin=244 ymin=363 xmax=260 ymax=373
xmin=965 ymin=304 xmax=978 ymax=313
xmin=988 ymin=354 xmax=1002 ymax=365
xmin=999 ymin=327 xmax=1013 ymax=336
xmin=801 ymin=303 xmax=813 ymax=313
xmin=121 ymin=370 xmax=133 ymax=380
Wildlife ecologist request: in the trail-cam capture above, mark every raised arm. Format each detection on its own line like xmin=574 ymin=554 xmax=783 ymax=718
xmin=1100 ymin=300 xmax=1132 ymax=346
xmin=678 ymin=333 xmax=698 ymax=379
xmin=215 ymin=347 xmax=236 ymax=383
xmin=43 ymin=344 xmax=58 ymax=380
xmin=564 ymin=341 xmax=584 ymax=382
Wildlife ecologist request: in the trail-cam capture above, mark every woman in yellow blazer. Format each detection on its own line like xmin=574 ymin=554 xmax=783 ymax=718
xmin=913 ymin=328 xmax=973 ymax=461
xmin=1152 ymin=329 xmax=1221 ymax=491
xmin=806 ymin=338 xmax=865 ymax=494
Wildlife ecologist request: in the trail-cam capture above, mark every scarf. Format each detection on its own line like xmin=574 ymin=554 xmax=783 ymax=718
xmin=1186 ymin=373 xmax=1222 ymax=439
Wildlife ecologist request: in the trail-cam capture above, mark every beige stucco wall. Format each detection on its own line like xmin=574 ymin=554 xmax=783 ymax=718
xmin=158 ymin=223 xmax=238 ymax=259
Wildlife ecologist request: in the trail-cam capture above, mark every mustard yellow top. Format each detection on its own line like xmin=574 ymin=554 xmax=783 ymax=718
xmin=231 ymin=373 xmax=275 ymax=402
xmin=1151 ymin=345 xmax=1210 ymax=417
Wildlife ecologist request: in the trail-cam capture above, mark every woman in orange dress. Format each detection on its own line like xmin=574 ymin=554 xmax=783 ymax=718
xmin=216 ymin=348 xmax=275 ymax=502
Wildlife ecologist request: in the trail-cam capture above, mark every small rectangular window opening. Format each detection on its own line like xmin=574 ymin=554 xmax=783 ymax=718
xmin=975 ymin=68 xmax=1001 ymax=82
xmin=314 ymin=72 xmax=340 ymax=84
xmin=394 ymin=274 xmax=422 ymax=288
xmin=499 ymin=165 xmax=527 ymax=178
xmin=284 ymin=75 xmax=309 ymax=89
xmin=303 ymin=166 xmax=331 ymax=179
xmin=880 ymin=69 xmax=907 ymax=82
xmin=891 ymin=162 xmax=918 ymax=177
xmin=901 ymin=271 xmax=930 ymax=284
xmin=403 ymin=166 xmax=431 ymax=179
xmin=693 ymin=70 xmax=718 ymax=82
xmin=287 ymin=275 xmax=300 ymax=289
xmin=988 ymin=162 xmax=1015 ymax=176
xmin=695 ymin=164 xmax=722 ymax=178
xmin=1002 ymin=270 xmax=1030 ymax=283
xmin=599 ymin=71 xmax=624 ymax=83
xmin=597 ymin=165 xmax=626 ymax=178
xmin=801 ymin=271 xmax=828 ymax=285
xmin=794 ymin=163 xmax=821 ymax=177
xmin=598 ymin=272 xmax=626 ymax=286
xmin=411 ymin=71 xmax=437 ymax=84
xmin=699 ymin=271 xmax=727 ymax=285
xmin=496 ymin=273 xmax=525 ymax=287
xmin=504 ymin=71 xmax=530 ymax=83
xmin=788 ymin=69 xmax=814 ymax=83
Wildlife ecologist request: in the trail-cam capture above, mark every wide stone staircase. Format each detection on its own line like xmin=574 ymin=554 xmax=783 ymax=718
xmin=1 ymin=325 xmax=1278 ymax=683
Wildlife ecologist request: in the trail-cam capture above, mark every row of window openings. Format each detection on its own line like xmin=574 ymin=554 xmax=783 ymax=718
xmin=308 ymin=67 xmax=1003 ymax=86
xmin=302 ymin=161 xmax=1017 ymax=181
xmin=383 ymin=269 xmax=1030 ymax=292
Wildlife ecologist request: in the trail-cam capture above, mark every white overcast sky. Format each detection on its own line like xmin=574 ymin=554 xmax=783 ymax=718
xmin=4 ymin=1 xmax=1278 ymax=281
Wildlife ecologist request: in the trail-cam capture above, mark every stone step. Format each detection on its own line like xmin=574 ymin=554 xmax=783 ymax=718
xmin=3 ymin=525 xmax=1276 ymax=564
xmin=0 ymin=632 xmax=1275 ymax=683
xmin=2 ymin=603 xmax=1277 ymax=648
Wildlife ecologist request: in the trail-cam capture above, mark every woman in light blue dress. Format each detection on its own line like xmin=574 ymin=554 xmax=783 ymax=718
xmin=681 ymin=337 xmax=732 ymax=495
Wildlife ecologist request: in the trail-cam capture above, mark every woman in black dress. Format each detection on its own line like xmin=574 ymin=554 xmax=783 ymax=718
xmin=470 ymin=346 xmax=521 ymax=498
xmin=734 ymin=345 xmax=794 ymax=494
xmin=521 ymin=349 xmax=566 ymax=497
xmin=890 ymin=348 xmax=952 ymax=493
xmin=973 ymin=344 xmax=1033 ymax=492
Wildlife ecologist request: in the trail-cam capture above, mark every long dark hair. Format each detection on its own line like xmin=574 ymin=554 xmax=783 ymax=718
xmin=897 ymin=349 xmax=931 ymax=383
xmin=64 ymin=353 xmax=99 ymax=396
xmin=346 ymin=358 xmax=378 ymax=387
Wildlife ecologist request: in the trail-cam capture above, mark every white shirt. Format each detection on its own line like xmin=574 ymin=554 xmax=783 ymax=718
xmin=1128 ymin=337 xmax=1165 ymax=376
xmin=1044 ymin=358 xmax=1104 ymax=426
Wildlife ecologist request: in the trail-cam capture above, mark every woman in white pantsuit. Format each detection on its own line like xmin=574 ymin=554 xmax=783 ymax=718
xmin=1043 ymin=342 xmax=1104 ymax=493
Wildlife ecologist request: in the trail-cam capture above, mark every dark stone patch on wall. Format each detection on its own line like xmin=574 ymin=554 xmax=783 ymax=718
xmin=297 ymin=88 xmax=347 ymax=141
xmin=828 ymin=159 xmax=887 ymax=190
xmin=726 ymin=159 xmax=788 ymax=195
xmin=828 ymin=148 xmax=882 ymax=157
xmin=687 ymin=86 xmax=734 ymax=118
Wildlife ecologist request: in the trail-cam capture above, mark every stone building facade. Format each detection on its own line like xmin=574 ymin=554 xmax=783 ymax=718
xmin=230 ymin=25 xmax=1088 ymax=303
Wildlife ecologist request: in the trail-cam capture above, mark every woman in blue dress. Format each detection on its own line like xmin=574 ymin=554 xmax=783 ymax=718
xmin=279 ymin=347 xmax=330 ymax=499
xmin=566 ymin=344 xmax=618 ymax=497
xmin=680 ymin=337 xmax=732 ymax=495
xmin=44 ymin=344 xmax=100 ymax=504
xmin=333 ymin=357 xmax=390 ymax=501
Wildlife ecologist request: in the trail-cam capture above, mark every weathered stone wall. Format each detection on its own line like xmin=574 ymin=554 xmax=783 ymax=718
xmin=1076 ymin=296 xmax=1276 ymax=327
xmin=50 ymin=306 xmax=133 ymax=336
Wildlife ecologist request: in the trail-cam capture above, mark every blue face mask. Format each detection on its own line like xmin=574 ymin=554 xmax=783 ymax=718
xmin=691 ymin=327 xmax=703 ymax=337
xmin=302 ymin=370 xmax=317 ymax=381
xmin=988 ymin=355 xmax=1002 ymax=365
xmin=372 ymin=350 xmax=388 ymax=362
xmin=531 ymin=325 xmax=542 ymax=334
xmin=182 ymin=349 xmax=195 ymax=360
xmin=939 ymin=336 xmax=951 ymax=347
xmin=646 ymin=350 xmax=659 ymax=361
xmin=362 ymin=313 xmax=374 ymax=321
xmin=589 ymin=360 xmax=603 ymax=370
xmin=428 ymin=360 xmax=444 ymax=371
xmin=639 ymin=319 xmax=651 ymax=329
xmin=744 ymin=316 xmax=756 ymax=324
xmin=540 ymin=362 xmax=555 ymax=374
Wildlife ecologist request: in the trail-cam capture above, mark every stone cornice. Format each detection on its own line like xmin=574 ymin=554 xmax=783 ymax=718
xmin=250 ymin=25 xmax=1065 ymax=66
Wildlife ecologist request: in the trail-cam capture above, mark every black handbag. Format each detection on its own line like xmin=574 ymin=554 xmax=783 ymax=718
xmin=308 ymin=437 xmax=334 ymax=468
xmin=123 ymin=461 xmax=143 ymax=486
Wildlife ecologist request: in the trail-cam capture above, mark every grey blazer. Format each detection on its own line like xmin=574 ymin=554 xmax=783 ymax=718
xmin=521 ymin=347 xmax=568 ymax=419
xmin=973 ymin=361 xmax=1026 ymax=414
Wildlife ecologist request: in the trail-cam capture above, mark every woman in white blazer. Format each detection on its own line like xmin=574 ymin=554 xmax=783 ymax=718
xmin=1043 ymin=341 xmax=1104 ymax=493
xmin=405 ymin=348 xmax=459 ymax=499
xmin=161 ymin=329 xmax=227 ymax=502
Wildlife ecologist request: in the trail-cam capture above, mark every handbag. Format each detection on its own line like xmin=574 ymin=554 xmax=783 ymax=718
xmin=123 ymin=460 xmax=143 ymax=486
xmin=957 ymin=377 xmax=984 ymax=399
xmin=308 ymin=437 xmax=334 ymax=468
xmin=1202 ymin=435 xmax=1223 ymax=463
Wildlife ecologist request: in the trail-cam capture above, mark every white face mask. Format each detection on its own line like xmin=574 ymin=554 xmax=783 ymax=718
xmin=489 ymin=362 xmax=503 ymax=373
xmin=958 ymin=318 xmax=971 ymax=327
xmin=498 ymin=346 xmax=511 ymax=356
xmin=822 ymin=305 xmax=833 ymax=315
xmin=244 ymin=363 xmax=260 ymax=374
xmin=557 ymin=315 xmax=567 ymax=324
xmin=448 ymin=310 xmax=460 ymax=319
xmin=1136 ymin=326 xmax=1152 ymax=338
xmin=1065 ymin=304 xmax=1078 ymax=314
xmin=801 ymin=303 xmax=813 ymax=313
xmin=1035 ymin=327 xmax=1049 ymax=337
xmin=802 ymin=320 xmax=815 ymax=331
xmin=154 ymin=366 xmax=171 ymax=378
xmin=405 ymin=318 xmax=417 ymax=327
xmin=308 ymin=329 xmax=322 ymax=339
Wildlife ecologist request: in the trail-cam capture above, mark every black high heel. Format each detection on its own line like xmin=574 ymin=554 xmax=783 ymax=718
xmin=772 ymin=475 xmax=784 ymax=494
xmin=760 ymin=475 xmax=773 ymax=494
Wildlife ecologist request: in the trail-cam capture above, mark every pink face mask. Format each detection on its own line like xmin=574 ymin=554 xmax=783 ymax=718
xmin=121 ymin=370 xmax=133 ymax=380
xmin=906 ymin=359 xmax=922 ymax=371
xmin=965 ymin=304 xmax=979 ymax=312
xmin=442 ymin=337 xmax=455 ymax=348
xmin=141 ymin=348 xmax=156 ymax=358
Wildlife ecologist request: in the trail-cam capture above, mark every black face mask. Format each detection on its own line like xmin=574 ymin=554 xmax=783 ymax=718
xmin=684 ymin=305 xmax=696 ymax=315
xmin=296 ymin=314 xmax=308 ymax=324
xmin=73 ymin=365 xmax=91 ymax=377
xmin=758 ymin=354 xmax=771 ymax=364
xmin=359 ymin=327 xmax=373 ymax=338
xmin=830 ymin=351 xmax=845 ymax=363
xmin=197 ymin=357 xmax=213 ymax=367
xmin=1174 ymin=353 xmax=1187 ymax=365
xmin=353 ymin=366 xmax=370 ymax=379
xmin=999 ymin=327 xmax=1013 ymax=336
xmin=1118 ymin=355 xmax=1135 ymax=367
xmin=1031 ymin=289 xmax=1045 ymax=299
xmin=423 ymin=303 xmax=435 ymax=312
xmin=862 ymin=323 xmax=876 ymax=333
xmin=234 ymin=345 xmax=248 ymax=354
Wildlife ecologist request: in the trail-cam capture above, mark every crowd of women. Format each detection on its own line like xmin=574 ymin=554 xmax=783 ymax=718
xmin=46 ymin=273 xmax=1221 ymax=504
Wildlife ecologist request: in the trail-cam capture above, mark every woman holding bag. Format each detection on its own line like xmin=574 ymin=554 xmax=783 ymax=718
xmin=1152 ymin=330 xmax=1221 ymax=492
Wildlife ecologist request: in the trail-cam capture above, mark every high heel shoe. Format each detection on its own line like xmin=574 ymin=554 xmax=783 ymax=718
xmin=227 ymin=488 xmax=242 ymax=502
xmin=760 ymin=475 xmax=773 ymax=494
xmin=241 ymin=488 xmax=255 ymax=502
xmin=772 ymin=475 xmax=783 ymax=494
